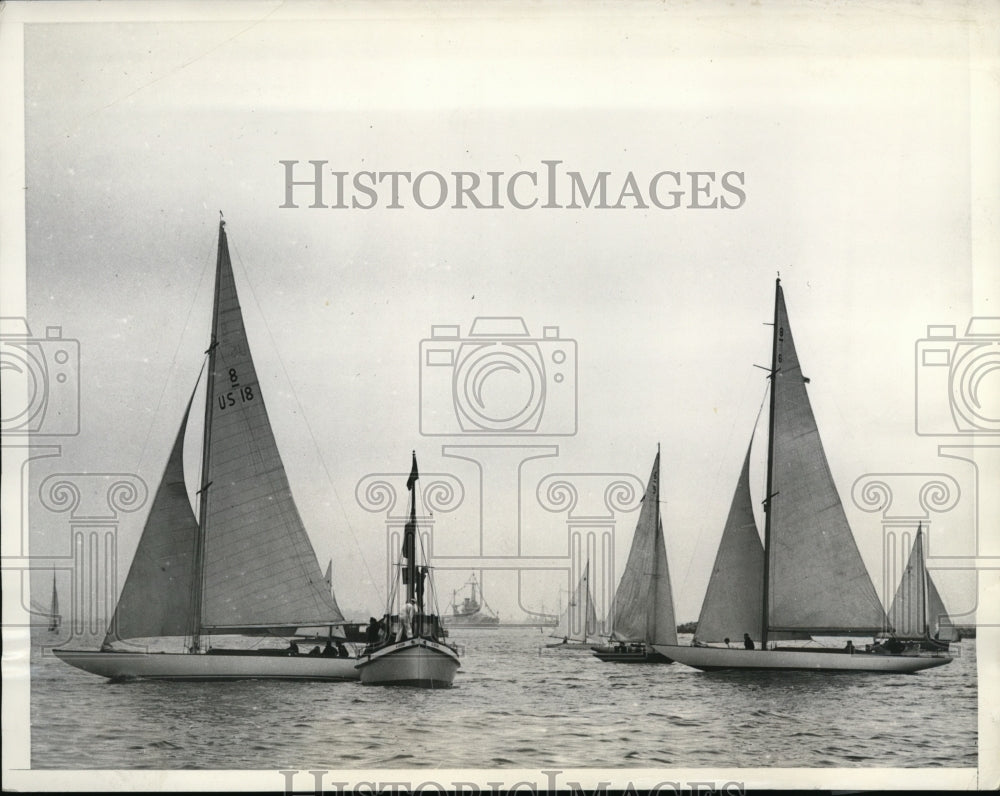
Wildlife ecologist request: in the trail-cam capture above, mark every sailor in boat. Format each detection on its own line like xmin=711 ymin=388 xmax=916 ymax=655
xmin=366 ymin=617 xmax=380 ymax=645
xmin=743 ymin=633 xmax=755 ymax=650
xmin=397 ymin=598 xmax=417 ymax=642
xmin=287 ymin=641 xmax=300 ymax=656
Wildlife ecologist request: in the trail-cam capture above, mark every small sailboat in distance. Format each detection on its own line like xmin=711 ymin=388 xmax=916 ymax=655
xmin=54 ymin=218 xmax=358 ymax=681
xmin=656 ymin=279 xmax=951 ymax=673
xmin=355 ymin=452 xmax=461 ymax=687
xmin=887 ymin=524 xmax=958 ymax=652
xmin=592 ymin=447 xmax=675 ymax=663
xmin=546 ymin=561 xmax=599 ymax=649
xmin=48 ymin=569 xmax=61 ymax=633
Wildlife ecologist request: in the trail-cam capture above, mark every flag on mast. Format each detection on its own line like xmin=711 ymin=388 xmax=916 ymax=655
xmin=406 ymin=451 xmax=419 ymax=491
xmin=403 ymin=451 xmax=419 ymax=562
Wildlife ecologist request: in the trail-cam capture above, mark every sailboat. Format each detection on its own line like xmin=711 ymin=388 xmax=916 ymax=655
xmin=355 ymin=452 xmax=461 ymax=687
xmin=48 ymin=570 xmax=61 ymax=633
xmin=655 ymin=278 xmax=952 ymax=673
xmin=592 ymin=447 xmax=675 ymax=663
xmin=546 ymin=560 xmax=599 ymax=649
xmin=54 ymin=218 xmax=358 ymax=681
xmin=887 ymin=525 xmax=958 ymax=652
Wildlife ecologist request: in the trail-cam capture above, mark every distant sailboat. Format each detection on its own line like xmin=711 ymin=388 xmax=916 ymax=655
xmin=295 ymin=559 xmax=349 ymax=642
xmin=546 ymin=561 xmax=599 ymax=649
xmin=656 ymin=279 xmax=952 ymax=673
xmin=48 ymin=570 xmax=61 ymax=633
xmin=355 ymin=452 xmax=461 ymax=687
xmin=888 ymin=525 xmax=958 ymax=652
xmin=54 ymin=218 xmax=357 ymax=681
xmin=592 ymin=447 xmax=675 ymax=663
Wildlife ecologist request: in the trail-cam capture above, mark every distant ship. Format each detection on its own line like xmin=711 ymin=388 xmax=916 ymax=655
xmin=447 ymin=574 xmax=500 ymax=628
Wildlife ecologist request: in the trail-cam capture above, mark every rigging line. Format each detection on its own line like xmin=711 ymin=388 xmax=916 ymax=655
xmin=226 ymin=229 xmax=383 ymax=605
xmin=414 ymin=486 xmax=444 ymax=619
xmin=134 ymin=234 xmax=216 ymax=476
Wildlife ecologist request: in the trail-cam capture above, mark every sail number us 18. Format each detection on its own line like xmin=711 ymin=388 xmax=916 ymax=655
xmin=218 ymin=367 xmax=255 ymax=410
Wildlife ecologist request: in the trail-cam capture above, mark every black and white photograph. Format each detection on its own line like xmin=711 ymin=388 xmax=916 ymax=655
xmin=1 ymin=1 xmax=997 ymax=791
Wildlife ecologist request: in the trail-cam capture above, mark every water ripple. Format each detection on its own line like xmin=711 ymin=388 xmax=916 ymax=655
xmin=30 ymin=629 xmax=977 ymax=769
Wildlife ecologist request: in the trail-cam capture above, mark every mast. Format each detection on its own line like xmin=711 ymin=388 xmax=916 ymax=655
xmin=190 ymin=217 xmax=225 ymax=652
xmin=404 ymin=451 xmax=419 ymax=606
xmin=652 ymin=442 xmax=660 ymax=643
xmin=760 ymin=277 xmax=781 ymax=649
xmin=918 ymin=524 xmax=929 ymax=638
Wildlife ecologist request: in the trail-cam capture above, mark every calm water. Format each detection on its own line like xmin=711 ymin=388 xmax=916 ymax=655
xmin=30 ymin=629 xmax=976 ymax=770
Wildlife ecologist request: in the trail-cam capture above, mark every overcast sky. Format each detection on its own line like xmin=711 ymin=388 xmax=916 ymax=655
xmin=7 ymin=2 xmax=998 ymax=629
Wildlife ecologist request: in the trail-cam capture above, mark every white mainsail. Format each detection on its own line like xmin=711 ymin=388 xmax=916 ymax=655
xmin=552 ymin=561 xmax=598 ymax=642
xmin=198 ymin=223 xmax=343 ymax=634
xmin=607 ymin=450 xmax=677 ymax=646
xmin=765 ymin=283 xmax=886 ymax=637
xmin=888 ymin=527 xmax=957 ymax=641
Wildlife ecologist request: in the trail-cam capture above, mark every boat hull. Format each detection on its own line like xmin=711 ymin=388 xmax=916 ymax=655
xmin=355 ymin=638 xmax=460 ymax=688
xmin=592 ymin=645 xmax=673 ymax=664
xmin=545 ymin=640 xmax=597 ymax=650
xmin=52 ymin=649 xmax=360 ymax=681
xmin=653 ymin=644 xmax=952 ymax=673
xmin=915 ymin=638 xmax=952 ymax=652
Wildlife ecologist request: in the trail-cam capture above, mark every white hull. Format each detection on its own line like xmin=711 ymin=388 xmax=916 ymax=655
xmin=653 ymin=644 xmax=952 ymax=673
xmin=356 ymin=638 xmax=460 ymax=687
xmin=53 ymin=649 xmax=359 ymax=681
